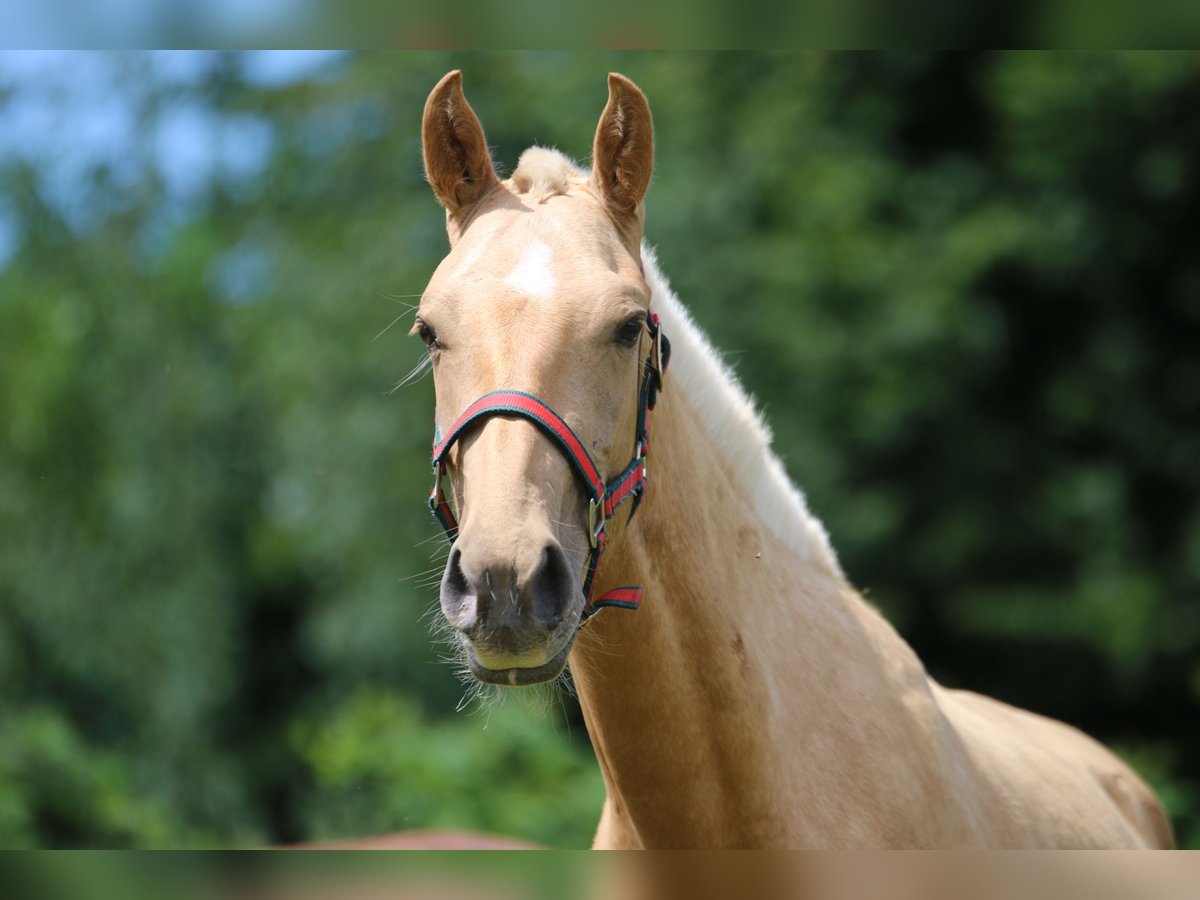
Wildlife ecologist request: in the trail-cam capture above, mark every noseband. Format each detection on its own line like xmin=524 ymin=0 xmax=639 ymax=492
xmin=429 ymin=314 xmax=670 ymax=622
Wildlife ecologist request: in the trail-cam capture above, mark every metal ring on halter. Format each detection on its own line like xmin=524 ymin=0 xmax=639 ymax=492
xmin=588 ymin=494 xmax=605 ymax=549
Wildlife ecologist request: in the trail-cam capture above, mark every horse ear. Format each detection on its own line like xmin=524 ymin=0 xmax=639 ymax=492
xmin=422 ymin=70 xmax=500 ymax=220
xmin=591 ymin=73 xmax=654 ymax=216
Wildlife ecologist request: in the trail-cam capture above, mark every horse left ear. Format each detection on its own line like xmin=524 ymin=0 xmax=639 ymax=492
xmin=591 ymin=73 xmax=654 ymax=216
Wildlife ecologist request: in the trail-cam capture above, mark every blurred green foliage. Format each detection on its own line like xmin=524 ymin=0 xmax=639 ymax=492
xmin=0 ymin=52 xmax=1197 ymax=848
xmin=294 ymin=692 xmax=603 ymax=847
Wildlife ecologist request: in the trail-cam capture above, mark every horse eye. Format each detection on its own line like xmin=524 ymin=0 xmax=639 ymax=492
xmin=614 ymin=317 xmax=644 ymax=346
xmin=417 ymin=321 xmax=439 ymax=348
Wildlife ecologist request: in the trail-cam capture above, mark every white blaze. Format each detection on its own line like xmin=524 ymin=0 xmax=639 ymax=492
xmin=504 ymin=239 xmax=556 ymax=300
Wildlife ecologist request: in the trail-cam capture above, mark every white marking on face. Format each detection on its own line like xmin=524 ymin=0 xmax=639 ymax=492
xmin=504 ymin=239 xmax=556 ymax=300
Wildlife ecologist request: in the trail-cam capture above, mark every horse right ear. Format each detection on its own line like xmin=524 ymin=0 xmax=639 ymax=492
xmin=422 ymin=71 xmax=499 ymax=223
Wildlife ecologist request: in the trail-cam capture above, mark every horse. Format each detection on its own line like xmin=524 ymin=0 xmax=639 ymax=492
xmin=413 ymin=69 xmax=1174 ymax=849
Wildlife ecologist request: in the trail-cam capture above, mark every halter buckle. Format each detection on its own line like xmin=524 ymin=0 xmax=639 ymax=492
xmin=588 ymin=494 xmax=605 ymax=549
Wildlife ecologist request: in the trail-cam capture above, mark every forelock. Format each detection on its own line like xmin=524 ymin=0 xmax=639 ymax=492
xmin=510 ymin=147 xmax=586 ymax=202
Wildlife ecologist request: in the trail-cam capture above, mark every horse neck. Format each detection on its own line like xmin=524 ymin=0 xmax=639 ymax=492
xmin=569 ymin=371 xmax=934 ymax=848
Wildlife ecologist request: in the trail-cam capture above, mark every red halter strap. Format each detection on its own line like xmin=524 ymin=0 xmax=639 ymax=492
xmin=428 ymin=314 xmax=670 ymax=621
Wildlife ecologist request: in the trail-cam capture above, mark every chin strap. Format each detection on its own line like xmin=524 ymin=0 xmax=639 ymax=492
xmin=428 ymin=314 xmax=670 ymax=622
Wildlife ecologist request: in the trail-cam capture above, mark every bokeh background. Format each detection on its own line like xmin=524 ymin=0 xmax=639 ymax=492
xmin=0 ymin=51 xmax=1197 ymax=849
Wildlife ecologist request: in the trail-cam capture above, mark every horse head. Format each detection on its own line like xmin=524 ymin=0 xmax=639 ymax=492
xmin=417 ymin=71 xmax=657 ymax=685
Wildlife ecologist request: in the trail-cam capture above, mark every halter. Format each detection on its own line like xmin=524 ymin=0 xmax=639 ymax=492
xmin=429 ymin=313 xmax=670 ymax=622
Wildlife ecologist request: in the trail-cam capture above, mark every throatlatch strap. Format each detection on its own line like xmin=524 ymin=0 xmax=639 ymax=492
xmin=427 ymin=314 xmax=670 ymax=622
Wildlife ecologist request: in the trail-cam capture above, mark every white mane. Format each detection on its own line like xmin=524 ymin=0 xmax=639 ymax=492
xmin=642 ymin=246 xmax=843 ymax=576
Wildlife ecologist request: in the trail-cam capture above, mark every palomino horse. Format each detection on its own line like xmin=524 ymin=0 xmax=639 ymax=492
xmin=415 ymin=70 xmax=1173 ymax=849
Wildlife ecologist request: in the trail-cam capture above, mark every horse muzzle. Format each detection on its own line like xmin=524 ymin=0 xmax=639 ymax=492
xmin=440 ymin=540 xmax=582 ymax=685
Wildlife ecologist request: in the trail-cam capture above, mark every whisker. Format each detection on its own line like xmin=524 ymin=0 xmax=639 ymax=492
xmin=400 ymin=565 xmax=446 ymax=582
xmin=386 ymin=299 xmax=421 ymax=312
xmin=419 ymin=605 xmax=445 ymax=626
xmin=573 ymin=620 xmax=621 ymax=659
xmin=373 ymin=310 xmax=413 ymax=343
xmin=389 ymin=353 xmax=433 ymax=393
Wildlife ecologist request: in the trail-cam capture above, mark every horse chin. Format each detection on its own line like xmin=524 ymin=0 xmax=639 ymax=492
xmin=464 ymin=638 xmax=574 ymax=686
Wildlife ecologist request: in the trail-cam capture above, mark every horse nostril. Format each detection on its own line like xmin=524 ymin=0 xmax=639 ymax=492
xmin=530 ymin=543 xmax=574 ymax=629
xmin=440 ymin=545 xmax=476 ymax=631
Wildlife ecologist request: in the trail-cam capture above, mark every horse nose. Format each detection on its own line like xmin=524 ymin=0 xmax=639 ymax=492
xmin=440 ymin=541 xmax=576 ymax=638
